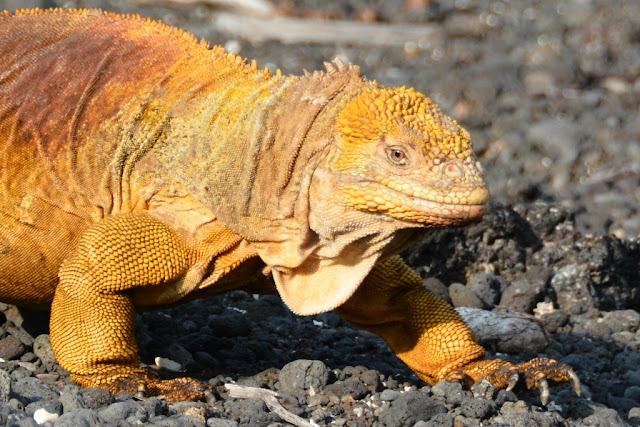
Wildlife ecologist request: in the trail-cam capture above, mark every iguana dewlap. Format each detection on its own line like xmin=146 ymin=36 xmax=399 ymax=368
xmin=0 ymin=8 xmax=578 ymax=403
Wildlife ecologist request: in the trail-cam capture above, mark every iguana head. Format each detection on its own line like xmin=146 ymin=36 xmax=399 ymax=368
xmin=309 ymin=85 xmax=489 ymax=237
xmin=271 ymin=82 xmax=489 ymax=316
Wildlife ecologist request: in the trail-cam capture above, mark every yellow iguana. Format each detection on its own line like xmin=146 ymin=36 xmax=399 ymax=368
xmin=0 ymin=8 xmax=579 ymax=403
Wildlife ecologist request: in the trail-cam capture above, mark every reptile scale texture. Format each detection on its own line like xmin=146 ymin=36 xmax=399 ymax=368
xmin=0 ymin=8 xmax=579 ymax=402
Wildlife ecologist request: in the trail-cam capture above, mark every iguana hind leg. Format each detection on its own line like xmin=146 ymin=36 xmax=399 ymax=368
xmin=50 ymin=212 xmax=211 ymax=402
xmin=336 ymin=255 xmax=579 ymax=403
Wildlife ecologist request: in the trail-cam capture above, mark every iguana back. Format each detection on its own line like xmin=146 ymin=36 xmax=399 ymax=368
xmin=0 ymin=9 xmax=272 ymax=306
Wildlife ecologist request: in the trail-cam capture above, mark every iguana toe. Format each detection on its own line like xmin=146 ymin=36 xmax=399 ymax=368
xmin=455 ymin=357 xmax=581 ymax=405
xmin=113 ymin=374 xmax=214 ymax=403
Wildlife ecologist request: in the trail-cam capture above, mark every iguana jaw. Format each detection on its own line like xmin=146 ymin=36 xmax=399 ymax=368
xmin=340 ymin=180 xmax=489 ymax=227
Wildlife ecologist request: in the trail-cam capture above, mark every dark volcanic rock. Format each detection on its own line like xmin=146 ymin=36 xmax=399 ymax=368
xmin=378 ymin=390 xmax=446 ymax=426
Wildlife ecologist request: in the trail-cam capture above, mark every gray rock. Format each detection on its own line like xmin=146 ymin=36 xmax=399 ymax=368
xmin=171 ymin=401 xmax=208 ymax=416
xmin=9 ymin=415 xmax=38 ymax=427
xmin=466 ymin=273 xmax=507 ymax=308
xmin=10 ymin=367 xmax=33 ymax=382
xmin=431 ymin=382 xmax=466 ymax=405
xmin=449 ymin=283 xmax=485 ymax=309
xmin=613 ymin=350 xmax=640 ymax=372
xmin=460 ymin=398 xmax=497 ymax=419
xmin=550 ymin=265 xmax=596 ymax=315
xmin=32 ymin=335 xmax=56 ymax=368
xmin=602 ymin=310 xmax=640 ymax=333
xmin=32 ymin=401 xmax=62 ymax=425
xmin=79 ymin=387 xmax=112 ymax=409
xmin=499 ymin=268 xmax=548 ymax=313
xmin=207 ymin=418 xmax=239 ymax=427
xmin=500 ymin=400 xmax=530 ymax=415
xmin=0 ymin=335 xmax=26 ymax=360
xmin=456 ymin=307 xmax=550 ymax=353
xmin=419 ymin=412 xmax=454 ymax=426
xmin=11 ymin=377 xmax=58 ymax=404
xmin=278 ymin=360 xmax=329 ymax=392
xmin=539 ymin=309 xmax=569 ymax=333
xmin=167 ymin=342 xmax=195 ymax=368
xmin=624 ymin=386 xmax=640 ymax=402
xmin=54 ymin=412 xmax=92 ymax=427
xmin=56 ymin=408 xmax=104 ymax=427
xmin=19 ymin=352 xmax=38 ymax=364
xmin=59 ymin=384 xmax=82 ymax=412
xmin=470 ymin=379 xmax=495 ymax=400
xmin=6 ymin=326 xmax=34 ymax=347
xmin=25 ymin=399 xmax=61 ymax=417
xmin=97 ymin=401 xmax=143 ymax=423
xmin=166 ymin=414 xmax=207 ymax=427
xmin=495 ymin=389 xmax=518 ymax=406
xmin=324 ymin=378 xmax=369 ymax=400
xmin=493 ymin=412 xmax=562 ymax=427
xmin=140 ymin=397 xmax=168 ymax=419
xmin=360 ymin=369 xmax=381 ymax=390
xmin=226 ymin=398 xmax=279 ymax=426
xmin=582 ymin=407 xmax=627 ymax=426
xmin=378 ymin=390 xmax=446 ymax=426
xmin=380 ymin=389 xmax=401 ymax=401
xmin=585 ymin=317 xmax=614 ymax=338
xmin=628 ymin=370 xmax=640 ymax=387
xmin=423 ymin=277 xmax=451 ymax=305
xmin=607 ymin=395 xmax=639 ymax=416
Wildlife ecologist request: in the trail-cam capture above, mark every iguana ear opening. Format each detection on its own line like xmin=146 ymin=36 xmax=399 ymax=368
xmin=270 ymin=250 xmax=380 ymax=316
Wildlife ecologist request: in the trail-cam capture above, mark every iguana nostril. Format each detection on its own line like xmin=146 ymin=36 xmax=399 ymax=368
xmin=444 ymin=163 xmax=463 ymax=179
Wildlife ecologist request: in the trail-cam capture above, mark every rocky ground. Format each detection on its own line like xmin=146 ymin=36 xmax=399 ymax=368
xmin=0 ymin=0 xmax=639 ymax=426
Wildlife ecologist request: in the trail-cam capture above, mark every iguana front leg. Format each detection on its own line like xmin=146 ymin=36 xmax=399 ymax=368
xmin=50 ymin=213 xmax=220 ymax=402
xmin=335 ymin=255 xmax=580 ymax=404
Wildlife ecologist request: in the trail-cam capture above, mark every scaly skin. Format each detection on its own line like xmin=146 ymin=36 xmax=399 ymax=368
xmin=0 ymin=8 xmax=578 ymax=402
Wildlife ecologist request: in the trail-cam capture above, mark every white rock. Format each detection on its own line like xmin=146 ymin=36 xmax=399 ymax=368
xmin=33 ymin=408 xmax=58 ymax=424
xmin=155 ymin=356 xmax=182 ymax=372
xmin=457 ymin=307 xmax=550 ymax=353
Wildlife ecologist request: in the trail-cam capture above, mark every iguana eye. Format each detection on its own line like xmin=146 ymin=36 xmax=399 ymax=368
xmin=387 ymin=147 xmax=408 ymax=166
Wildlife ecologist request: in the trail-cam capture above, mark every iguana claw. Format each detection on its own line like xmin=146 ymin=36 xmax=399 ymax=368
xmin=454 ymin=357 xmax=580 ymax=405
xmin=569 ymin=369 xmax=582 ymax=396
xmin=519 ymin=358 xmax=581 ymax=404
xmin=539 ymin=378 xmax=550 ymax=405
xmin=506 ymin=370 xmax=518 ymax=391
xmin=507 ymin=358 xmax=580 ymax=405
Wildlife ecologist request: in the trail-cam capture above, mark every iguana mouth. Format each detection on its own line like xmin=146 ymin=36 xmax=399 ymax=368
xmin=342 ymin=183 xmax=489 ymax=226
xmin=404 ymin=192 xmax=488 ymax=223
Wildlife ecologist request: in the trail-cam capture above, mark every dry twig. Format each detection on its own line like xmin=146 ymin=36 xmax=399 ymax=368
xmin=130 ymin=0 xmax=275 ymax=17
xmin=213 ymin=12 xmax=441 ymax=46
xmin=132 ymin=0 xmax=440 ymax=47
xmin=225 ymin=383 xmax=314 ymax=427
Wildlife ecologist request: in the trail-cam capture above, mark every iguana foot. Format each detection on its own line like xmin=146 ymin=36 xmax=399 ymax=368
xmin=447 ymin=357 xmax=581 ymax=405
xmin=112 ymin=374 xmax=215 ymax=403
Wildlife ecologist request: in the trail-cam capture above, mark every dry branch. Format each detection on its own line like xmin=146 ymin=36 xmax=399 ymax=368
xmin=131 ymin=0 xmax=441 ymax=47
xmin=131 ymin=0 xmax=275 ymax=17
xmin=225 ymin=383 xmax=314 ymax=427
xmin=212 ymin=12 xmax=442 ymax=46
